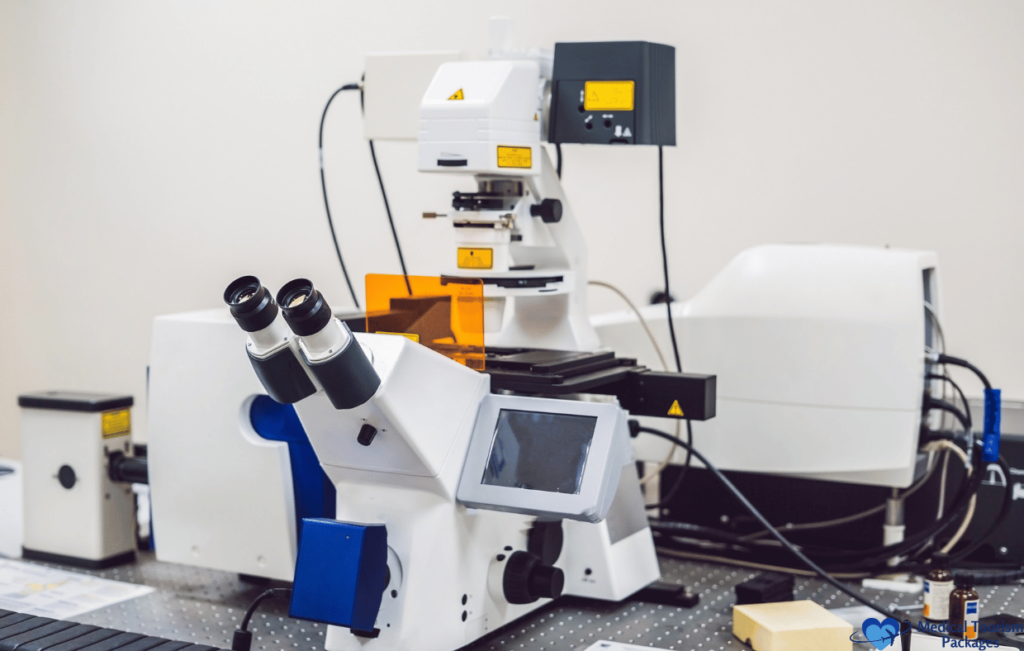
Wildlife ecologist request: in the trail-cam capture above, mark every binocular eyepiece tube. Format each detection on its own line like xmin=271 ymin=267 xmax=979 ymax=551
xmin=223 ymin=275 xmax=380 ymax=410
xmin=224 ymin=275 xmax=317 ymax=404
xmin=224 ymin=276 xmax=282 ymax=339
xmin=276 ymin=279 xmax=349 ymax=361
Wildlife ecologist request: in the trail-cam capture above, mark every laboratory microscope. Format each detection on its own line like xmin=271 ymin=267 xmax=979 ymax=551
xmin=220 ymin=274 xmax=665 ymax=651
xmin=148 ymin=31 xmax=716 ymax=651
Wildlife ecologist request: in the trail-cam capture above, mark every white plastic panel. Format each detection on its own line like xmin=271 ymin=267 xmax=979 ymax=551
xmin=592 ymin=244 xmax=938 ymax=487
xmin=148 ymin=309 xmax=298 ymax=581
xmin=363 ymin=51 xmax=465 ymax=140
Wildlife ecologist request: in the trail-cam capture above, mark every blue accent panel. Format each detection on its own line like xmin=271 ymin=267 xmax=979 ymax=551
xmin=250 ymin=396 xmax=337 ymax=532
xmin=289 ymin=519 xmax=388 ymax=632
xmin=982 ymin=388 xmax=1002 ymax=463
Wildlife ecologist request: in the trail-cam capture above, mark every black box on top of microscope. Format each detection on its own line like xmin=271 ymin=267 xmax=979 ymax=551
xmin=548 ymin=41 xmax=676 ymax=147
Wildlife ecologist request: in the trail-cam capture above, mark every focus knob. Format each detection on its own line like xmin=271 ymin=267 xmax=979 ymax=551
xmin=502 ymin=551 xmax=564 ymax=605
xmin=527 ymin=520 xmax=564 ymax=566
xmin=530 ymin=198 xmax=562 ymax=223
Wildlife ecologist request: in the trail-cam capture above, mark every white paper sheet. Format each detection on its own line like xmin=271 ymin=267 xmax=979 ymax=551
xmin=0 ymin=558 xmax=153 ymax=618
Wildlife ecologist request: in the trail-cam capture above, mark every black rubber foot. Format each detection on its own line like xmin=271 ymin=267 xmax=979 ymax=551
xmin=21 ymin=547 xmax=136 ymax=569
xmin=351 ymin=628 xmax=380 ymax=639
xmin=238 ymin=574 xmax=272 ymax=585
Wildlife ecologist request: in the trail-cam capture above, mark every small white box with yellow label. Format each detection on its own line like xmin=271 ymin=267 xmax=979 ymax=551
xmin=19 ymin=391 xmax=137 ymax=568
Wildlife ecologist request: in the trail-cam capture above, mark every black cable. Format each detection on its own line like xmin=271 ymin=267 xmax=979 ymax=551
xmin=956 ymin=566 xmax=1024 ymax=587
xmin=805 ymin=449 xmax=982 ymax=567
xmin=555 ymin=143 xmax=562 ymax=178
xmin=651 ymin=147 xmax=692 ymax=513
xmin=647 ymin=420 xmax=693 ymax=509
xmin=368 ymin=139 xmax=411 ymax=295
xmin=950 ymin=455 xmax=1013 ymax=561
xmin=658 ymin=146 xmax=681 ymax=374
xmin=752 ymin=436 xmax=982 ymax=569
xmin=232 ymin=588 xmax=293 ymax=651
xmin=649 ymin=520 xmax=757 ymax=547
xmin=928 ymin=397 xmax=972 ymax=432
xmin=319 ymin=82 xmax=362 ymax=309
xmin=635 ymin=425 xmax=930 ymax=633
xmin=937 ymin=354 xmax=992 ymax=391
xmin=927 ymin=374 xmax=973 ymax=431
xmin=669 ymin=436 xmax=979 ymax=569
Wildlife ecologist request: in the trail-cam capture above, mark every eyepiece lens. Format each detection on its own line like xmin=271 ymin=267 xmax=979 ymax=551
xmin=276 ymin=278 xmax=331 ymax=337
xmin=231 ymin=286 xmax=258 ymax=305
xmin=223 ymin=275 xmax=279 ymax=333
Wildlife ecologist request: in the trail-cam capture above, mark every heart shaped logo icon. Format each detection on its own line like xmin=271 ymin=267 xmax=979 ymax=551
xmin=861 ymin=617 xmax=901 ymax=649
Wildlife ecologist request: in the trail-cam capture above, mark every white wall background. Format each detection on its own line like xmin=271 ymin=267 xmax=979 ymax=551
xmin=1 ymin=1 xmax=1022 ymax=458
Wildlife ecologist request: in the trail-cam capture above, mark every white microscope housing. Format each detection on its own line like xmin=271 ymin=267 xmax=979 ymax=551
xmin=195 ymin=275 xmax=661 ymax=651
xmin=415 ymin=54 xmax=599 ymax=352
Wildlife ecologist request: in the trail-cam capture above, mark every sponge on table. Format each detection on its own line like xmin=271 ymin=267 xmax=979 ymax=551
xmin=733 ymin=600 xmax=853 ymax=651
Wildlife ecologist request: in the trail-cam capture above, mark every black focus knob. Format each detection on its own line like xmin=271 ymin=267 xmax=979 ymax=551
xmin=530 ymin=198 xmax=563 ymax=223
xmin=528 ymin=564 xmax=564 ymax=600
xmin=502 ymin=551 xmax=565 ymax=605
xmin=528 ymin=520 xmax=564 ymax=566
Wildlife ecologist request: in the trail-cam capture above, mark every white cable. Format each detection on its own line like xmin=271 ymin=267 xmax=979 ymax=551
xmin=941 ymin=497 xmax=976 ymax=555
xmin=587 ymin=280 xmax=669 ymax=371
xmin=587 ymin=280 xmax=681 ymax=486
xmin=922 ymin=440 xmax=975 ymax=554
xmin=937 ymin=449 xmax=951 ymax=519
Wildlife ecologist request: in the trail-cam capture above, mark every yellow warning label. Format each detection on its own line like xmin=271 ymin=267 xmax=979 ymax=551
xmin=458 ymin=247 xmax=493 ymax=269
xmin=496 ymin=146 xmax=532 ymax=169
xmin=667 ymin=400 xmax=685 ymax=417
xmin=584 ymin=80 xmax=635 ymax=111
xmin=101 ymin=409 xmax=131 ymax=438
xmin=448 ymin=88 xmax=464 ymax=100
xmin=376 ymin=331 xmax=420 ymax=343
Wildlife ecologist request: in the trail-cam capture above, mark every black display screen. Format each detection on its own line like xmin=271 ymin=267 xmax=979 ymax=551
xmin=481 ymin=409 xmax=598 ymax=494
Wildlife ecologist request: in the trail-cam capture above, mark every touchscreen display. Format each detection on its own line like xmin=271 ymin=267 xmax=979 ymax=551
xmin=481 ymin=409 xmax=598 ymax=494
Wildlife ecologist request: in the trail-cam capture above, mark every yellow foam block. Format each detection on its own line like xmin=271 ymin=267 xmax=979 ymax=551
xmin=733 ymin=600 xmax=853 ymax=651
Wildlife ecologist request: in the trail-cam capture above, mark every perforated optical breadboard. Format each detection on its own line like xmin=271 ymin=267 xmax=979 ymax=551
xmin=24 ymin=553 xmax=1024 ymax=651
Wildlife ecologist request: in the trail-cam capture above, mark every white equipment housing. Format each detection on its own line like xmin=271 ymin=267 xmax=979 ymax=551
xmin=147 ymin=312 xmax=660 ymax=651
xmin=20 ymin=395 xmax=136 ymax=565
xmin=294 ymin=332 xmax=658 ymax=651
xmin=418 ymin=60 xmax=543 ymax=175
xmin=148 ymin=310 xmax=302 ymax=581
xmin=415 ymin=58 xmax=599 ymax=351
xmin=594 ymin=244 xmax=939 ymax=488
xmin=363 ymin=52 xmax=466 ymax=141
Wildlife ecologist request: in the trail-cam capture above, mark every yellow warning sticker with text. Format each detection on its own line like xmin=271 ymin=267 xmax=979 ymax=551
xmin=667 ymin=400 xmax=685 ymax=417
xmin=584 ymin=80 xmax=635 ymax=111
xmin=448 ymin=88 xmax=464 ymax=100
xmin=102 ymin=410 xmax=131 ymax=438
xmin=458 ymin=247 xmax=493 ymax=270
xmin=496 ymin=146 xmax=532 ymax=169
xmin=376 ymin=332 xmax=420 ymax=343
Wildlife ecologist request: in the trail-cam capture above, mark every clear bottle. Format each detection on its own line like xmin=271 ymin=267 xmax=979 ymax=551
xmin=923 ymin=552 xmax=954 ymax=621
xmin=949 ymin=575 xmax=980 ymax=640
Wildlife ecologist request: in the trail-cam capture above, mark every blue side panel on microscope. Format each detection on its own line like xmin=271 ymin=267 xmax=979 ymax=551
xmin=249 ymin=395 xmax=337 ymax=535
xmin=290 ymin=519 xmax=389 ymax=632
